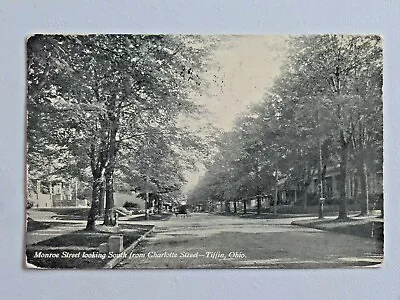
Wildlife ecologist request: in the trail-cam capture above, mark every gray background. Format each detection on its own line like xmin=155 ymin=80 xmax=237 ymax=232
xmin=0 ymin=1 xmax=399 ymax=299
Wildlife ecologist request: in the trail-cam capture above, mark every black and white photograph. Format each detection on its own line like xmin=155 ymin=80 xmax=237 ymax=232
xmin=26 ymin=34 xmax=383 ymax=269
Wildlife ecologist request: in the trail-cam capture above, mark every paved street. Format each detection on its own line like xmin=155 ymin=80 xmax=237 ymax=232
xmin=117 ymin=213 xmax=383 ymax=269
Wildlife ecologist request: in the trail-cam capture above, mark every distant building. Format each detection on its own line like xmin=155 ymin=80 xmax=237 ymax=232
xmin=29 ymin=179 xmax=87 ymax=208
xmin=276 ymin=164 xmax=383 ymax=205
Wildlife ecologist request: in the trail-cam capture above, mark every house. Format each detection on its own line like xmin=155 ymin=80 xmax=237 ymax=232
xmin=307 ymin=165 xmax=341 ymax=200
xmin=29 ymin=179 xmax=87 ymax=208
xmin=274 ymin=177 xmax=298 ymax=205
xmin=276 ymin=164 xmax=383 ymax=205
xmin=308 ymin=165 xmax=382 ymax=201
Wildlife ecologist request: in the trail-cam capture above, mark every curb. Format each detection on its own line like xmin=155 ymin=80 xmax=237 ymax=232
xmin=291 ymin=220 xmax=383 ymax=240
xmin=103 ymin=226 xmax=154 ymax=269
xmin=291 ymin=221 xmax=325 ymax=231
xmin=291 ymin=220 xmax=348 ymax=233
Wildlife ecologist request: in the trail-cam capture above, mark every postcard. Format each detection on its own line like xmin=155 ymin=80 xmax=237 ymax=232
xmin=25 ymin=34 xmax=383 ymax=269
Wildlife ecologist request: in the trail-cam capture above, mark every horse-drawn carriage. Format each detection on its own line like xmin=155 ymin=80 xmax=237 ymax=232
xmin=174 ymin=205 xmax=191 ymax=217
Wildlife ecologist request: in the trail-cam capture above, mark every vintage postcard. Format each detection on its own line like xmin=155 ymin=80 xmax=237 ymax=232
xmin=26 ymin=34 xmax=383 ymax=269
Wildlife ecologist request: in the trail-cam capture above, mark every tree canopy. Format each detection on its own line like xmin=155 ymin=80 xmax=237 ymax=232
xmin=27 ymin=34 xmax=216 ymax=229
xmin=188 ymin=35 xmax=383 ymax=219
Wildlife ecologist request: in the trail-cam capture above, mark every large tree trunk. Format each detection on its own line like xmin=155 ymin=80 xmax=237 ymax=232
xmin=338 ymin=134 xmax=349 ymax=220
xmin=86 ymin=177 xmax=100 ymax=231
xmin=353 ymin=173 xmax=359 ymax=205
xmin=157 ymin=199 xmax=162 ymax=214
xmin=256 ymin=195 xmax=261 ymax=215
xmin=358 ymin=159 xmax=369 ymax=216
xmin=243 ymin=199 xmax=247 ymax=214
xmin=303 ymin=186 xmax=308 ymax=210
xmin=86 ymin=142 xmax=106 ymax=231
xmin=233 ymin=200 xmax=237 ymax=214
xmin=98 ymin=179 xmax=105 ymax=217
xmin=102 ymin=94 xmax=119 ymax=225
xmin=302 ymin=165 xmax=313 ymax=210
xmin=103 ymin=170 xmax=114 ymax=226
xmin=225 ymin=200 xmax=231 ymax=213
xmin=321 ymin=165 xmax=327 ymax=197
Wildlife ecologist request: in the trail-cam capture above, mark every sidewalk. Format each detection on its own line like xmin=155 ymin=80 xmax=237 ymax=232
xmin=26 ymin=212 xmax=150 ymax=246
xmin=291 ymin=214 xmax=383 ymax=241
xmin=26 ymin=223 xmax=83 ymax=246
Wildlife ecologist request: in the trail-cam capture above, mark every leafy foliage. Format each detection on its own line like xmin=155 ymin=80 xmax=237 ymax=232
xmin=188 ymin=35 xmax=383 ymax=218
xmin=27 ymin=34 xmax=216 ymax=228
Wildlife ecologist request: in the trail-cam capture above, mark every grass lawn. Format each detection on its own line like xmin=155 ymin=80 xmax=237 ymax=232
xmin=26 ymin=224 xmax=153 ymax=269
xmin=238 ymin=213 xmax=310 ymax=219
xmin=26 ymin=217 xmax=56 ymax=232
xmin=36 ymin=207 xmax=90 ymax=220
xmin=130 ymin=212 xmax=172 ymax=221
xmin=292 ymin=217 xmax=383 ymax=241
xmin=37 ymin=207 xmax=90 ymax=215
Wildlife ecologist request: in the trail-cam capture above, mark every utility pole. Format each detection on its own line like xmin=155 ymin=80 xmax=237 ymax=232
xmin=144 ymin=135 xmax=151 ymax=221
xmin=75 ymin=180 xmax=78 ymax=206
xmin=36 ymin=180 xmax=40 ymax=200
xmin=49 ymin=181 xmax=53 ymax=206
xmin=318 ymin=109 xmax=325 ymax=219
xmin=274 ymin=169 xmax=278 ymax=215
xmin=68 ymin=180 xmax=72 ymax=202
xmin=145 ymin=172 xmax=149 ymax=220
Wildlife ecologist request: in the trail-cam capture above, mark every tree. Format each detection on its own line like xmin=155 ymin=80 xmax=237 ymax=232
xmin=189 ymin=114 xmax=277 ymax=215
xmin=27 ymin=34 xmax=214 ymax=230
xmin=270 ymin=35 xmax=383 ymax=219
xmin=182 ymin=35 xmax=383 ymax=221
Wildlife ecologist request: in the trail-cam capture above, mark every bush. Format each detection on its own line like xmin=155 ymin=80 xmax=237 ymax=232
xmin=26 ymin=199 xmax=34 ymax=209
xmin=123 ymin=201 xmax=139 ymax=209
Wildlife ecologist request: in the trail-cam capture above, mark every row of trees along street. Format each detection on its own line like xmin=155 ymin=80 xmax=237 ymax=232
xmin=27 ymin=35 xmax=217 ymax=230
xmin=188 ymin=35 xmax=383 ymax=220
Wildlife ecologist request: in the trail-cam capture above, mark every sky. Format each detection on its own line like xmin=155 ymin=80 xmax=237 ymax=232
xmin=193 ymin=35 xmax=288 ymax=130
xmin=182 ymin=35 xmax=289 ymax=193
